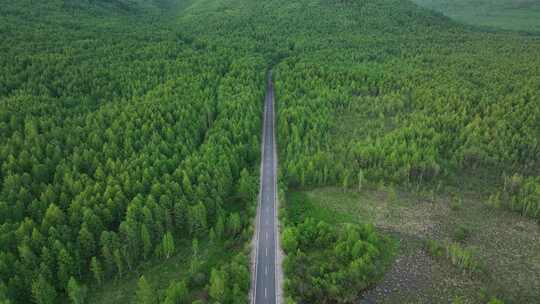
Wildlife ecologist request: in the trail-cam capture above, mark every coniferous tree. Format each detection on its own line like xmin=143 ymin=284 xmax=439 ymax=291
xmin=90 ymin=257 xmax=103 ymax=285
xmin=67 ymin=277 xmax=86 ymax=304
xmin=161 ymin=232 xmax=175 ymax=260
xmin=31 ymin=275 xmax=56 ymax=304
xmin=209 ymin=268 xmax=225 ymax=303
xmin=135 ymin=276 xmax=155 ymax=304
xmin=141 ymin=224 xmax=152 ymax=260
xmin=163 ymin=280 xmax=188 ymax=304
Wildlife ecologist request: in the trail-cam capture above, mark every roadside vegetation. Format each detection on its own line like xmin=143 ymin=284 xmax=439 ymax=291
xmin=280 ymin=216 xmax=395 ymax=303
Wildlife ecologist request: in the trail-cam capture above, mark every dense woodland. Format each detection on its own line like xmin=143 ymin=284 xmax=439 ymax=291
xmin=0 ymin=0 xmax=264 ymax=303
xmin=272 ymin=2 xmax=540 ymax=222
xmin=1 ymin=0 xmax=539 ymax=303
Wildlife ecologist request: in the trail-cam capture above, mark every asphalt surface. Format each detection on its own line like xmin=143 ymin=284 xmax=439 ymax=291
xmin=252 ymin=72 xmax=279 ymax=304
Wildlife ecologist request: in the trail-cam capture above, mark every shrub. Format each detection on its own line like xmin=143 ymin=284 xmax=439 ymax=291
xmin=453 ymin=224 xmax=472 ymax=242
xmin=425 ymin=240 xmax=479 ymax=274
xmin=487 ymin=297 xmax=505 ymax=304
xmin=450 ymin=196 xmax=463 ymax=211
xmin=503 ymin=175 xmax=540 ymax=220
xmin=446 ymin=243 xmax=479 ymax=274
xmin=282 ymin=218 xmax=393 ymax=303
xmin=425 ymin=239 xmax=444 ymax=257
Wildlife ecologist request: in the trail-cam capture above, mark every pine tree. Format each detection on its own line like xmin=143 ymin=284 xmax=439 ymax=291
xmin=31 ymin=275 xmax=57 ymax=304
xmin=237 ymin=168 xmax=252 ymax=199
xmin=113 ymin=249 xmax=124 ymax=278
xmin=188 ymin=203 xmax=207 ymax=237
xmin=182 ymin=172 xmax=192 ymax=197
xmin=226 ymin=213 xmax=241 ymax=237
xmin=141 ymin=224 xmax=152 ymax=260
xmin=163 ymin=280 xmax=188 ymax=304
xmin=57 ymin=248 xmax=74 ymax=287
xmin=161 ymin=231 xmax=175 ymax=259
xmin=78 ymin=225 xmax=95 ymax=262
xmin=215 ymin=214 xmax=225 ymax=240
xmin=67 ymin=277 xmax=87 ymax=304
xmin=135 ymin=276 xmax=156 ymax=304
xmin=209 ymin=268 xmax=225 ymax=303
xmin=90 ymin=257 xmax=103 ymax=285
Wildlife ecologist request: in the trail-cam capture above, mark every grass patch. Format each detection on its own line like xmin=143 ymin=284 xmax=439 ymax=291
xmin=412 ymin=0 xmax=540 ymax=32
xmin=453 ymin=224 xmax=473 ymax=242
xmin=425 ymin=239 xmax=480 ymax=274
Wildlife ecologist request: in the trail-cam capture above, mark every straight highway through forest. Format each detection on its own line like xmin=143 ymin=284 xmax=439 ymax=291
xmin=251 ymin=71 xmax=282 ymax=304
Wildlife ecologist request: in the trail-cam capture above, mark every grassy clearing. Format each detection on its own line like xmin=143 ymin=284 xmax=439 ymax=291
xmin=286 ymin=185 xmax=540 ymax=303
xmin=412 ymin=0 xmax=540 ymax=32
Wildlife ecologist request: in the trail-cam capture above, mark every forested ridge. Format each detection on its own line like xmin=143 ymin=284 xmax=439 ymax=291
xmin=1 ymin=0 xmax=539 ymax=303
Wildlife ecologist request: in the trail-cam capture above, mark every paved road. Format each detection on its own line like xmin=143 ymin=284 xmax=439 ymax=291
xmin=252 ymin=72 xmax=280 ymax=304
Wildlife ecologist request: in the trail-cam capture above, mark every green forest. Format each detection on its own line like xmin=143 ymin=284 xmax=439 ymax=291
xmin=1 ymin=0 xmax=539 ymax=303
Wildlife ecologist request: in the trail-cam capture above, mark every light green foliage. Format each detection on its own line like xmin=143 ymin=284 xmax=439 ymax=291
xmin=135 ymin=276 xmax=156 ymax=304
xmin=188 ymin=203 xmax=208 ymax=237
xmin=282 ymin=218 xmax=393 ymax=303
xmin=161 ymin=232 xmax=175 ymax=260
xmin=67 ymin=277 xmax=87 ymax=304
xmin=357 ymin=170 xmax=365 ymax=192
xmin=237 ymin=168 xmax=255 ymax=200
xmin=209 ymin=269 xmax=226 ymax=302
xmin=226 ymin=213 xmax=242 ymax=237
xmin=281 ymin=228 xmax=298 ymax=253
xmin=452 ymin=296 xmax=465 ymax=304
xmin=502 ymin=174 xmax=540 ymax=221
xmin=90 ymin=257 xmax=103 ymax=285
xmin=425 ymin=240 xmax=445 ymax=258
xmin=426 ymin=240 xmax=479 ymax=274
xmin=215 ymin=215 xmax=225 ymax=240
xmin=446 ymin=243 xmax=479 ymax=274
xmin=387 ymin=186 xmax=398 ymax=203
xmin=163 ymin=280 xmax=188 ymax=304
xmin=453 ymin=224 xmax=472 ymax=242
xmin=31 ymin=275 xmax=57 ymax=304
xmin=487 ymin=297 xmax=505 ymax=304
